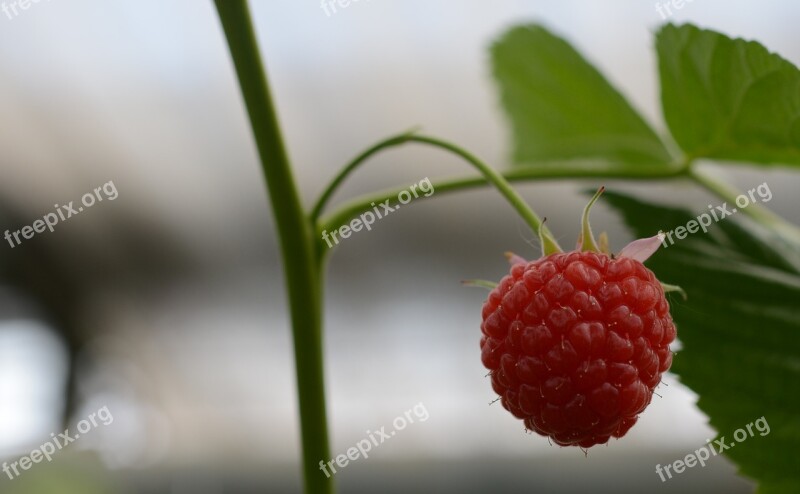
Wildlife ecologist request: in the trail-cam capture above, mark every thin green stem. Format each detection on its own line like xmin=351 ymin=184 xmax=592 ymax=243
xmin=317 ymin=162 xmax=688 ymax=240
xmin=314 ymin=134 xmax=563 ymax=255
xmin=313 ymin=132 xmax=689 ymax=223
xmin=317 ymin=144 xmax=800 ymax=248
xmin=310 ymin=127 xmax=420 ymax=222
xmin=312 ymin=131 xmax=692 ymax=257
xmin=414 ymin=135 xmax=561 ymax=251
xmin=688 ymin=166 xmax=800 ymax=243
xmin=214 ymin=3 xmax=332 ymax=494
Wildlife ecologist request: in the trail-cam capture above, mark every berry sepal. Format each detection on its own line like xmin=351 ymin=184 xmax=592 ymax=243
xmin=462 ymin=279 xmax=499 ymax=290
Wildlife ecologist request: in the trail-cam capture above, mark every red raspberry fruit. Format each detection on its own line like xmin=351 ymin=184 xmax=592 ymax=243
xmin=480 ymin=250 xmax=677 ymax=448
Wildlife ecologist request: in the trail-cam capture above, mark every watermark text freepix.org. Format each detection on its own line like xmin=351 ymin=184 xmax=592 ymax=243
xmin=319 ymin=402 xmax=429 ymax=478
xmin=4 ymin=180 xmax=118 ymax=249
xmin=659 ymin=181 xmax=771 ymax=248
xmin=3 ymin=405 xmax=114 ymax=480
xmin=2 ymin=0 xmax=52 ymax=21
xmin=321 ymin=177 xmax=434 ymax=248
xmin=655 ymin=0 xmax=694 ymax=20
xmin=320 ymin=0 xmax=371 ymax=17
xmin=655 ymin=415 xmax=770 ymax=482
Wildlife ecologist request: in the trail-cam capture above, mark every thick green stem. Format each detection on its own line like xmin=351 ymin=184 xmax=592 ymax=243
xmin=214 ymin=3 xmax=332 ymax=494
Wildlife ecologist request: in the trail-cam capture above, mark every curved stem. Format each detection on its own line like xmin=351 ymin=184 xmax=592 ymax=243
xmin=415 ymin=135 xmax=561 ymax=251
xmin=317 ymin=163 xmax=688 ymax=241
xmin=317 ymin=142 xmax=800 ymax=249
xmin=314 ymin=134 xmax=563 ymax=255
xmin=310 ymin=127 xmax=420 ymax=222
xmin=214 ymin=3 xmax=332 ymax=494
xmin=312 ymin=131 xmax=692 ymax=258
xmin=688 ymin=166 xmax=800 ymax=243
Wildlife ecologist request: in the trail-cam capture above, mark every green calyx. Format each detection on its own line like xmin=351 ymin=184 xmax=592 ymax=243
xmin=539 ymin=220 xmax=563 ymax=256
xmin=577 ymin=186 xmax=606 ymax=253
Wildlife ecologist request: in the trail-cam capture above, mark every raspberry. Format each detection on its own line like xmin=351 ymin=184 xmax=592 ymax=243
xmin=480 ymin=250 xmax=676 ymax=447
xmin=473 ymin=187 xmax=682 ymax=448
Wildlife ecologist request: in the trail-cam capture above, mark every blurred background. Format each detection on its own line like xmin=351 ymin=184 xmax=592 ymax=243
xmin=0 ymin=0 xmax=798 ymax=492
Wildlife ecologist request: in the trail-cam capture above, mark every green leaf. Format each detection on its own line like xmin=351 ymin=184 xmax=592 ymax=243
xmin=603 ymin=191 xmax=800 ymax=493
xmin=491 ymin=25 xmax=673 ymax=167
xmin=658 ymin=23 xmax=800 ymax=166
